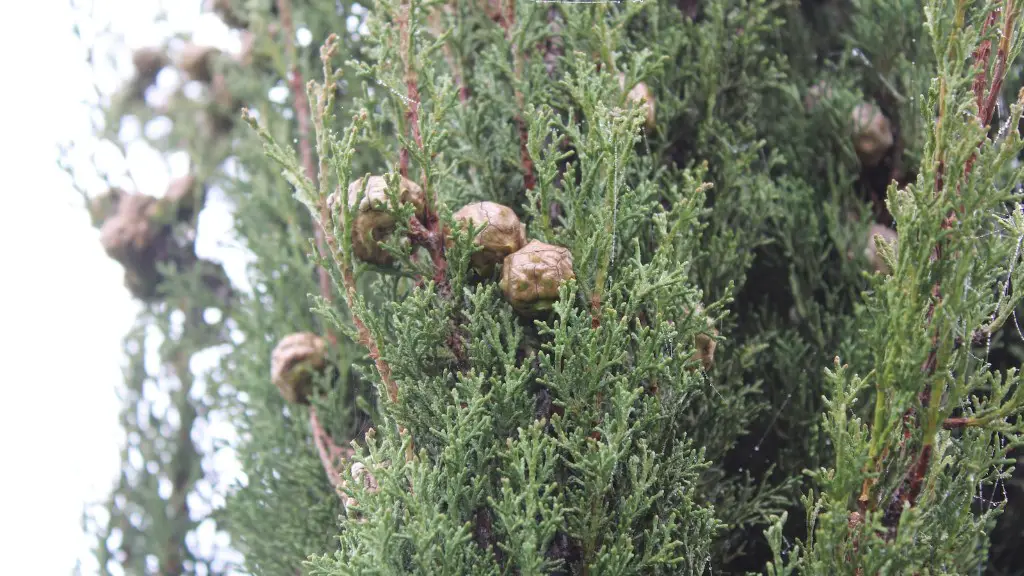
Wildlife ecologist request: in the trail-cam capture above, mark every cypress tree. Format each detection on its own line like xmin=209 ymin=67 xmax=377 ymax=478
xmin=71 ymin=0 xmax=1024 ymax=573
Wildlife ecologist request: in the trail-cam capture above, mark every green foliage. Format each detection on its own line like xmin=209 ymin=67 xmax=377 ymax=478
xmin=75 ymin=0 xmax=1024 ymax=573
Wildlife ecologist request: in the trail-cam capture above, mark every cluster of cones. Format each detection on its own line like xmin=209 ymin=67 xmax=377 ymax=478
xmin=90 ymin=1 xmax=272 ymax=302
xmin=90 ymin=175 xmax=230 ymax=303
xmin=270 ymin=172 xmax=719 ymax=411
xmin=331 ymin=175 xmax=577 ymax=316
xmin=806 ymin=81 xmax=900 ymax=275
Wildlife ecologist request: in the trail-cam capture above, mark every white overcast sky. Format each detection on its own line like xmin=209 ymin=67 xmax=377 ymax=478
xmin=0 ymin=0 xmax=248 ymax=573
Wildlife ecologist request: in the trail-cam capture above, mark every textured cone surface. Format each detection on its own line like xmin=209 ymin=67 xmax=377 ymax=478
xmin=209 ymin=0 xmax=248 ymax=28
xmin=132 ymin=47 xmax=167 ymax=81
xmin=99 ymin=193 xmax=160 ymax=263
xmin=334 ymin=175 xmax=425 ymax=264
xmin=500 ymin=240 xmax=575 ymax=314
xmin=179 ymin=44 xmax=218 ymax=83
xmin=453 ymin=201 xmax=527 ymax=272
xmin=804 ymin=80 xmax=834 ymax=112
xmin=89 ymin=188 xmax=125 ymax=228
xmin=865 ymin=223 xmax=898 ymax=274
xmin=694 ymin=331 xmax=717 ymax=371
xmin=619 ymin=73 xmax=656 ymax=130
xmin=164 ymin=175 xmax=205 ymax=221
xmin=270 ymin=332 xmax=328 ymax=404
xmin=684 ymin=304 xmax=718 ymax=371
xmin=851 ymin=103 xmax=893 ymax=167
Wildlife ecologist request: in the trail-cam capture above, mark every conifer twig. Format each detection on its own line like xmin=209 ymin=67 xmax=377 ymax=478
xmin=275 ymin=0 xmax=359 ymax=492
xmin=942 ymin=416 xmax=977 ymax=429
xmin=874 ymin=1 xmax=1020 ymax=536
xmin=397 ymin=0 xmax=448 ymax=290
xmin=301 ymin=36 xmax=402 ymax=406
xmin=275 ymin=0 xmax=337 ymax=347
xmin=397 ymin=1 xmax=423 ymax=178
xmin=497 ymin=0 xmax=537 ymax=191
xmin=432 ymin=2 xmax=470 ymax=104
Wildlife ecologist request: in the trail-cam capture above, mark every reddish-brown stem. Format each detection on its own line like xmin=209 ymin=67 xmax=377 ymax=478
xmin=317 ymin=204 xmax=400 ymax=403
xmin=980 ymin=5 xmax=1017 ymax=127
xmin=408 ymin=216 xmax=450 ymax=287
xmin=394 ymin=1 xmax=450 ymax=297
xmin=310 ymin=406 xmax=346 ymax=489
xmin=973 ymin=11 xmax=999 ymax=116
xmin=943 ymin=417 xmax=970 ymax=429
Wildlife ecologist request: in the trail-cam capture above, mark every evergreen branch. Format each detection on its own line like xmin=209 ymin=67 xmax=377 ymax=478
xmin=304 ymin=40 xmax=400 ymax=407
xmin=396 ymin=0 xmax=448 ymax=289
xmin=859 ymin=0 xmax=954 ymax=520
xmin=275 ymin=0 xmax=358 ymax=497
xmin=397 ymin=0 xmax=424 ymax=177
xmin=244 ymin=30 xmax=406 ymax=484
xmin=876 ymin=0 xmax=1022 ymax=537
xmin=163 ymin=348 xmax=198 ymax=576
xmin=276 ymin=0 xmax=337 ymax=347
xmin=497 ymin=0 xmax=538 ymax=191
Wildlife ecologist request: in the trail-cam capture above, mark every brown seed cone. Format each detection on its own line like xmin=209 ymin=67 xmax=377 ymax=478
xmin=179 ymin=43 xmax=219 ymax=83
xmin=132 ymin=47 xmax=168 ymax=83
xmin=694 ymin=331 xmax=717 ymax=371
xmin=684 ymin=304 xmax=718 ymax=371
xmin=499 ymin=240 xmax=575 ymax=315
xmin=88 ymin=188 xmax=125 ymax=228
xmin=270 ymin=332 xmax=328 ymax=404
xmin=208 ymin=74 xmax=240 ymax=134
xmin=97 ymin=187 xmax=214 ymax=301
xmin=99 ymin=193 xmax=161 ymax=263
xmin=329 ymin=175 xmax=426 ymax=265
xmin=804 ymin=80 xmax=834 ymax=112
xmin=208 ymin=0 xmax=248 ymax=29
xmin=851 ymin=103 xmax=893 ymax=168
xmin=618 ymin=73 xmax=656 ymax=131
xmin=426 ymin=4 xmax=455 ymax=37
xmin=865 ymin=223 xmax=898 ymax=274
xmin=343 ymin=460 xmax=384 ymax=516
xmin=164 ymin=174 xmax=205 ymax=221
xmin=453 ymin=202 xmax=527 ymax=273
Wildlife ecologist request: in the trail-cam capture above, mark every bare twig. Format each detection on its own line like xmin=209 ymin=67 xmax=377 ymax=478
xmin=310 ymin=406 xmax=351 ymax=489
xmin=942 ymin=416 xmax=979 ymax=429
